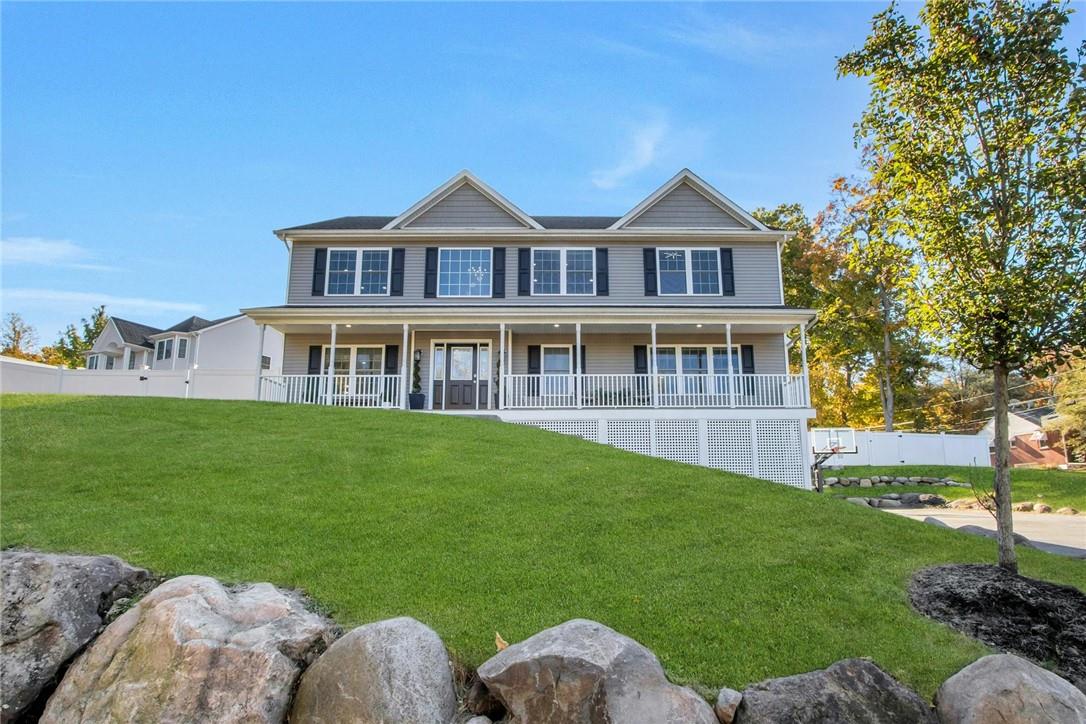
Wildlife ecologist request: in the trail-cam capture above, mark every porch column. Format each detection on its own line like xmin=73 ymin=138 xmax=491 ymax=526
xmin=171 ymin=336 xmax=178 ymax=370
xmin=122 ymin=347 xmax=131 ymax=371
xmin=400 ymin=323 xmax=409 ymax=409
xmin=498 ymin=323 xmax=506 ymax=410
xmin=650 ymin=322 xmax=659 ymax=408
xmin=408 ymin=329 xmax=417 ymax=408
xmin=799 ymin=322 xmax=810 ymax=406
xmin=254 ymin=324 xmax=266 ymax=401
xmin=726 ymin=323 xmax=735 ymax=407
xmin=575 ymin=322 xmax=582 ymax=409
xmin=325 ymin=323 xmax=337 ymax=406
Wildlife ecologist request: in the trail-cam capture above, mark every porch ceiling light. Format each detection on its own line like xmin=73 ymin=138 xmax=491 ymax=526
xmin=696 ymin=324 xmax=703 ymax=328
xmin=553 ymin=323 xmax=560 ymax=328
xmin=345 ymin=324 xmax=352 ymax=328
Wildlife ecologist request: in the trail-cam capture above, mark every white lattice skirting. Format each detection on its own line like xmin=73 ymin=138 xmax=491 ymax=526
xmin=506 ymin=414 xmax=811 ymax=489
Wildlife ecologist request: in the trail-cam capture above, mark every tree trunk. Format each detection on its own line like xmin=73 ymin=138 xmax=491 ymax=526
xmin=992 ymin=361 xmax=1017 ymax=573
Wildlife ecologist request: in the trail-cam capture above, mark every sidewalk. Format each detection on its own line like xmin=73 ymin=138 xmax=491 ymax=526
xmin=888 ymin=509 xmax=1086 ymax=559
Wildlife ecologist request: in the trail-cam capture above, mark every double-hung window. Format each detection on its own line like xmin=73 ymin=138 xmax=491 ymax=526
xmin=326 ymin=248 xmax=391 ymax=296
xmin=128 ymin=352 xmax=137 ymax=369
xmin=105 ymin=356 xmax=115 ymax=370
xmin=177 ymin=338 xmax=187 ymax=359
xmin=87 ymin=355 xmax=99 ymax=370
xmin=438 ymin=248 xmax=491 ymax=297
xmin=532 ymin=248 xmax=595 ymax=295
xmin=657 ymin=249 xmax=721 ymax=295
xmin=156 ymin=339 xmax=173 ymax=361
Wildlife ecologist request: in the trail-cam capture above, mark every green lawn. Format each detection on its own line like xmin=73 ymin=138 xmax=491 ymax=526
xmin=834 ymin=465 xmax=1086 ymax=510
xmin=2 ymin=395 xmax=1084 ymax=699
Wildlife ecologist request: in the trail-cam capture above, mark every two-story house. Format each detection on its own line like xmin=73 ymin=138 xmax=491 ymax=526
xmin=243 ymin=169 xmax=817 ymax=487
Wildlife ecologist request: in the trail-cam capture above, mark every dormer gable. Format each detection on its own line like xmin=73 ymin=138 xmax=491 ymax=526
xmin=384 ymin=170 xmax=542 ymax=230
xmin=610 ymin=169 xmax=769 ymax=231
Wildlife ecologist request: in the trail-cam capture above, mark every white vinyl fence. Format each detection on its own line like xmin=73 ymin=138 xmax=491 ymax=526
xmin=0 ymin=356 xmax=259 ymax=400
xmin=814 ymin=428 xmax=991 ymax=467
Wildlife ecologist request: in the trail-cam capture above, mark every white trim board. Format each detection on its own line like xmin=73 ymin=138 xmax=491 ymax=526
xmin=383 ymin=170 xmax=543 ymax=230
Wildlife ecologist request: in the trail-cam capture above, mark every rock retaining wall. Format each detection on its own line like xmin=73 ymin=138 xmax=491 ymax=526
xmin=3 ymin=549 xmax=1084 ymax=723
xmin=825 ymin=475 xmax=972 ymax=489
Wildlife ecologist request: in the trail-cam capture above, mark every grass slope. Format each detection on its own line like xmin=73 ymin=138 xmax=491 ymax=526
xmin=835 ymin=465 xmax=1086 ymax=510
xmin=3 ymin=395 xmax=1084 ymax=698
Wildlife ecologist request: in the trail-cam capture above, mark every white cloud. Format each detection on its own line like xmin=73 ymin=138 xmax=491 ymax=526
xmin=0 ymin=237 xmax=119 ymax=272
xmin=591 ymin=119 xmax=669 ymax=190
xmin=664 ymin=11 xmax=828 ymax=63
xmin=3 ymin=288 xmax=205 ymax=315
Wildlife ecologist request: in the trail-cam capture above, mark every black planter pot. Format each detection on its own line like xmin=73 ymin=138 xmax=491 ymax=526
xmin=408 ymin=392 xmax=426 ymax=410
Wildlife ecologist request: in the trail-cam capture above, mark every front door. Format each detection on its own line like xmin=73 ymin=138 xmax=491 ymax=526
xmin=445 ymin=345 xmax=478 ymax=409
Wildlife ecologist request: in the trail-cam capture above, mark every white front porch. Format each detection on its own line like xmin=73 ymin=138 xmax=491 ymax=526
xmin=254 ymin=315 xmax=814 ymax=412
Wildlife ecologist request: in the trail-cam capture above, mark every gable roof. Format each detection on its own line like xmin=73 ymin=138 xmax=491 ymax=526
xmin=383 ymin=170 xmax=543 ymax=230
xmin=280 ymin=215 xmax=620 ymax=232
xmin=609 ymin=169 xmax=769 ymax=231
xmin=110 ymin=317 xmax=163 ymax=349
xmin=152 ymin=314 xmax=245 ymax=336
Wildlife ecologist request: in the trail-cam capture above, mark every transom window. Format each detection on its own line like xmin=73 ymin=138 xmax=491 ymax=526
xmin=326 ymin=248 xmax=391 ymax=296
xmin=321 ymin=345 xmax=384 ymax=375
xmin=532 ymin=249 xmax=595 ymax=295
xmin=658 ymin=249 xmax=721 ymax=295
xmin=438 ymin=248 xmax=491 ymax=297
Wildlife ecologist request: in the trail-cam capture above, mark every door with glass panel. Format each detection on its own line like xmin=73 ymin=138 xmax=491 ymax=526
xmin=681 ymin=347 xmax=709 ymax=404
xmin=654 ymin=348 xmax=678 ymax=405
xmin=432 ymin=343 xmax=490 ymax=410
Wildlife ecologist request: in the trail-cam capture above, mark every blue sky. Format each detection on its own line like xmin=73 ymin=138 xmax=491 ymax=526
xmin=3 ymin=2 xmax=1079 ymax=341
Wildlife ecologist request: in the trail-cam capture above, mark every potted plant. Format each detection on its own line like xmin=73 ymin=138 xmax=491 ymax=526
xmin=408 ymin=351 xmax=426 ymax=409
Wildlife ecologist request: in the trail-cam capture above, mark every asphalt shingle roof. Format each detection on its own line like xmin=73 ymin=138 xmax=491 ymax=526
xmin=163 ymin=314 xmax=244 ymax=334
xmin=110 ymin=318 xmax=163 ymax=348
xmin=281 ymin=215 xmax=623 ymax=232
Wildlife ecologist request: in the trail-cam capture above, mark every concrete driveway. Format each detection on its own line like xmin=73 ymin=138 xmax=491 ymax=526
xmin=888 ymin=509 xmax=1086 ymax=559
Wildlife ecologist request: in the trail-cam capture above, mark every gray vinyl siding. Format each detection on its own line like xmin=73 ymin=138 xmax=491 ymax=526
xmin=404 ymin=185 xmax=528 ymax=229
xmin=283 ymin=331 xmax=786 ymax=377
xmin=287 ymin=241 xmax=782 ymax=306
xmin=627 ymin=183 xmax=747 ymax=229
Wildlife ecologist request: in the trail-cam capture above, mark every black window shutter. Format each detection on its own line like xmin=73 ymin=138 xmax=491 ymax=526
xmin=720 ymin=248 xmax=735 ymax=296
xmin=307 ymin=346 xmax=322 ymax=374
xmin=579 ymin=345 xmax=587 ymax=373
xmin=518 ymin=248 xmax=531 ymax=296
xmin=633 ymin=345 xmax=648 ymax=374
xmin=492 ymin=248 xmax=506 ymax=298
xmin=643 ymin=248 xmax=657 ymax=296
xmin=384 ymin=345 xmax=399 ymax=375
xmin=312 ymin=248 xmax=327 ymax=296
xmin=741 ymin=345 xmax=755 ymax=374
xmin=595 ymin=248 xmax=609 ymax=296
xmin=527 ymin=345 xmax=541 ymax=374
xmin=424 ymin=248 xmax=438 ymax=298
xmin=390 ymin=248 xmax=405 ymax=296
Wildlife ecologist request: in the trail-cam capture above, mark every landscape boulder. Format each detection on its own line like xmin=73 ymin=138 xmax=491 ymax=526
xmin=465 ymin=676 xmax=506 ymax=718
xmin=846 ymin=498 xmax=872 ymax=508
xmin=935 ymin=654 xmax=1086 ymax=723
xmin=291 ymin=616 xmax=456 ymax=724
xmin=1013 ymin=501 xmax=1035 ymax=512
xmin=1036 ymin=503 xmax=1053 ymax=513
xmin=955 ymin=524 xmax=1034 ymax=548
xmin=735 ymin=658 xmax=936 ymax=723
xmin=1 ymin=550 xmax=150 ymax=722
xmin=476 ymin=618 xmax=716 ymax=724
xmin=714 ymin=687 xmax=742 ymax=724
xmin=41 ymin=575 xmax=335 ymax=723
xmin=1057 ymin=507 xmax=1080 ymax=515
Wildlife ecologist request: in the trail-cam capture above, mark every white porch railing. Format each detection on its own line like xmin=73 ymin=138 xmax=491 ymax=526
xmin=502 ymin=373 xmax=809 ymax=410
xmin=260 ymin=374 xmax=401 ymax=408
xmin=259 ymin=372 xmax=807 ymax=410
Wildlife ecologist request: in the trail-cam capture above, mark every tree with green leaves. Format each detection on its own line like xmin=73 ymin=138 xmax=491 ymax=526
xmin=0 ymin=313 xmax=41 ymax=361
xmin=46 ymin=305 xmax=108 ymax=369
xmin=840 ymin=0 xmax=1086 ymax=571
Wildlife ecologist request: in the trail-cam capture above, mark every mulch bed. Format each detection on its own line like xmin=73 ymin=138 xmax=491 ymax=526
xmin=910 ymin=564 xmax=1086 ymax=689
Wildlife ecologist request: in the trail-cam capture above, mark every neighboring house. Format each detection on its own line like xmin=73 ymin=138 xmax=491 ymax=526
xmin=979 ymin=405 xmax=1069 ymax=467
xmin=244 ymin=169 xmax=817 ymax=487
xmin=86 ymin=314 xmax=284 ymax=374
